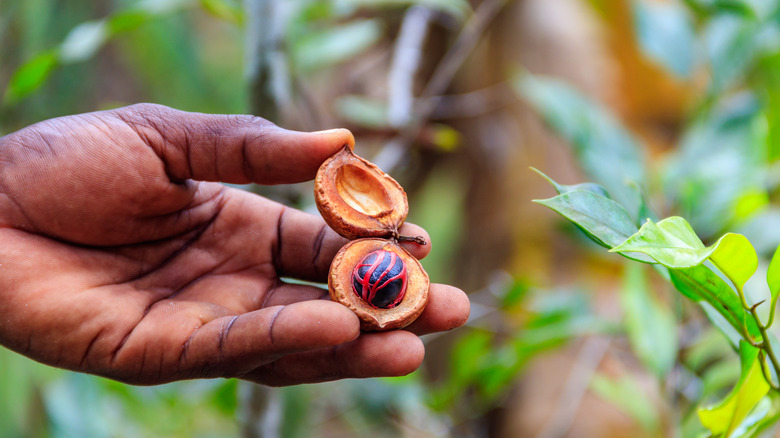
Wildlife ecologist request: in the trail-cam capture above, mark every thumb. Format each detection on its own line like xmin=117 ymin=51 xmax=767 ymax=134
xmin=112 ymin=103 xmax=354 ymax=184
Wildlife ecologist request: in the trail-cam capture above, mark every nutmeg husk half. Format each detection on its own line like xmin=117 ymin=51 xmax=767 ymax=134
xmin=315 ymin=147 xmax=408 ymax=240
xmin=329 ymin=238 xmax=429 ymax=331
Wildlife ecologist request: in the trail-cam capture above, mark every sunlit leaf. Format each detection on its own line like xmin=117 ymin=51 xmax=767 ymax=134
xmin=516 ymin=73 xmax=646 ymax=220
xmin=732 ymin=392 xmax=780 ymax=438
xmin=611 ymin=217 xmax=706 ymax=267
xmin=699 ymin=341 xmax=771 ymax=438
xmin=709 ymin=233 xmax=758 ymax=292
xmin=621 ymin=264 xmax=678 ymax=377
xmin=3 ymin=50 xmax=58 ymax=105
xmin=58 ymin=20 xmax=110 ymax=63
xmin=199 ymin=0 xmax=244 ymax=24
xmin=734 ymin=189 xmax=769 ymax=221
xmin=293 ymin=19 xmax=383 ymax=71
xmin=107 ymin=10 xmax=153 ymax=33
xmin=335 ymin=95 xmax=388 ymax=128
xmin=766 ymin=244 xmax=780 ymax=328
xmin=730 ymin=395 xmax=773 ymax=438
xmin=632 ymin=0 xmax=695 ymax=78
xmin=611 ymin=218 xmax=759 ymax=286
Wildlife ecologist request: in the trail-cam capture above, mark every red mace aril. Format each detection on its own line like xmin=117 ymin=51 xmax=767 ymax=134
xmin=352 ymin=249 xmax=407 ymax=309
xmin=315 ymin=146 xmax=429 ymax=331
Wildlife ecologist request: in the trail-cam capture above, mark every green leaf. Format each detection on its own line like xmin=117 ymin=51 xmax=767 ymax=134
xmin=733 ymin=392 xmax=780 ymax=438
xmin=662 ymin=96 xmax=767 ymax=239
xmin=107 ymin=10 xmax=153 ymax=34
xmin=199 ymin=0 xmax=244 ymax=24
xmin=3 ymin=50 xmax=59 ymax=105
xmin=670 ymin=266 xmax=762 ymax=342
xmin=335 ymin=95 xmax=388 ymax=128
xmin=611 ymin=218 xmax=759 ymax=285
xmin=699 ymin=341 xmax=771 ymax=438
xmin=631 ymin=0 xmax=695 ymax=78
xmin=709 ymin=233 xmax=758 ymax=293
xmin=611 ymin=217 xmax=705 ymax=267
xmin=293 ymin=19 xmax=383 ymax=71
xmin=58 ymin=20 xmax=110 ymax=63
xmin=766 ymin=244 xmax=780 ymax=328
xmin=621 ymin=264 xmax=678 ymax=377
xmin=499 ymin=279 xmax=530 ymax=309
xmin=516 ymin=73 xmax=646 ymax=219
xmin=531 ymin=167 xmax=612 ymax=198
xmin=533 ymin=190 xmax=654 ymax=263
xmin=730 ymin=395 xmax=774 ymax=438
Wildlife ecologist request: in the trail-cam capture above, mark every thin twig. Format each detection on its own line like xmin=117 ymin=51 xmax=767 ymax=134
xmin=414 ymin=0 xmax=507 ymax=122
xmin=387 ymin=6 xmax=433 ymax=129
xmin=374 ymin=0 xmax=509 ymax=172
xmin=753 ymin=306 xmax=780 ymax=385
xmin=244 ymin=0 xmax=289 ymax=122
xmin=374 ymin=5 xmax=434 ymax=171
xmin=759 ymin=351 xmax=780 ymax=391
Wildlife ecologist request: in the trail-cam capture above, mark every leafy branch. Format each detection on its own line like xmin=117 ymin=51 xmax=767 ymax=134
xmin=534 ymin=170 xmax=780 ymax=436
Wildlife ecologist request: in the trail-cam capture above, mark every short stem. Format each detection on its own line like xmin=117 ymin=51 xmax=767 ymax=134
xmin=736 ymin=284 xmax=752 ymax=312
xmin=760 ymin=351 xmax=780 ymax=391
xmin=395 ymin=234 xmax=427 ymax=246
xmin=752 ymin=306 xmax=780 ymax=389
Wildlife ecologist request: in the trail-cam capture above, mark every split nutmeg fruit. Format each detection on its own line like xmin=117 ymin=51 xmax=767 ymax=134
xmin=315 ymin=146 xmax=430 ymax=331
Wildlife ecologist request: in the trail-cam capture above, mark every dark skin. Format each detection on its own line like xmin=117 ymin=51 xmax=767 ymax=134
xmin=0 ymin=103 xmax=469 ymax=386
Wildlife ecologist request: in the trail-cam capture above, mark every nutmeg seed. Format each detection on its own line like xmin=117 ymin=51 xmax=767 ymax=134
xmin=329 ymin=239 xmax=429 ymax=331
xmin=352 ymin=249 xmax=408 ymax=309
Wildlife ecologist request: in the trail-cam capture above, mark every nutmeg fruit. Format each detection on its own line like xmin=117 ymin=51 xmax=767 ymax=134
xmin=315 ymin=146 xmax=429 ymax=331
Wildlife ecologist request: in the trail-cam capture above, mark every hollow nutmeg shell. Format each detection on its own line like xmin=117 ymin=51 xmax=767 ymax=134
xmin=329 ymin=238 xmax=429 ymax=331
xmin=314 ymin=146 xmax=409 ymax=240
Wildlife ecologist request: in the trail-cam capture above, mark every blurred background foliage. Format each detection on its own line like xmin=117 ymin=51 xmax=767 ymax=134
xmin=4 ymin=0 xmax=780 ymax=436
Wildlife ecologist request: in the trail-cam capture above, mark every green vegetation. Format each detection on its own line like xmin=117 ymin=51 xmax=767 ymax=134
xmin=6 ymin=0 xmax=780 ymax=436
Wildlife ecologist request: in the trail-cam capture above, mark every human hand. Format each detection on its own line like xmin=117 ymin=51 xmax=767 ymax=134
xmin=0 ymin=104 xmax=469 ymax=385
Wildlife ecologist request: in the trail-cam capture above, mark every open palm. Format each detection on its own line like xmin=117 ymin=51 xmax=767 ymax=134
xmin=0 ymin=104 xmax=469 ymax=386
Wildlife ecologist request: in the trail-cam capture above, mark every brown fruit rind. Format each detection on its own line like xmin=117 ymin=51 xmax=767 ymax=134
xmin=315 ymin=147 xmax=409 ymax=240
xmin=329 ymin=239 xmax=429 ymax=331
